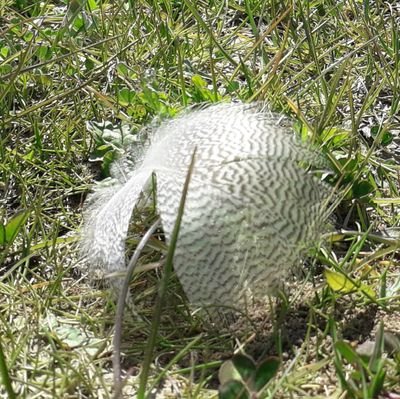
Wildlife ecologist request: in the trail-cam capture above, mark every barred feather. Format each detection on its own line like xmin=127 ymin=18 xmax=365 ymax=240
xmin=81 ymin=103 xmax=333 ymax=306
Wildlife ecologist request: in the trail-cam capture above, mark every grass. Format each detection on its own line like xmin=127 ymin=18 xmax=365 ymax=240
xmin=1 ymin=0 xmax=400 ymax=397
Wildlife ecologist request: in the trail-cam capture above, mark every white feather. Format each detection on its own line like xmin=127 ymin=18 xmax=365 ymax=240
xmin=81 ymin=103 xmax=333 ymax=306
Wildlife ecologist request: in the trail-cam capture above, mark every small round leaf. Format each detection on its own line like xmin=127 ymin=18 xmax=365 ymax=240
xmin=352 ymin=180 xmax=374 ymax=198
xmin=232 ymin=354 xmax=257 ymax=383
xmin=254 ymin=357 xmax=280 ymax=391
xmin=219 ymin=380 xmax=250 ymax=399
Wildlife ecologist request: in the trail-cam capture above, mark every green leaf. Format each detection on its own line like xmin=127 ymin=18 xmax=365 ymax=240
xmin=85 ymin=57 xmax=95 ymax=71
xmin=370 ymin=125 xmax=380 ymax=137
xmin=324 ymin=269 xmax=356 ymax=293
xmin=232 ymin=354 xmax=257 ymax=384
xmin=0 ymin=64 xmax=12 ymax=74
xmin=36 ymin=45 xmax=49 ymax=60
xmin=352 ymin=180 xmax=375 ymax=198
xmin=118 ymin=88 xmax=136 ymax=106
xmin=87 ymin=0 xmax=98 ymax=11
xmin=219 ymin=360 xmax=242 ymax=386
xmin=23 ymin=31 xmax=33 ymax=42
xmin=380 ymin=132 xmax=393 ymax=146
xmin=117 ymin=62 xmax=129 ymax=77
xmin=226 ymin=81 xmax=239 ymax=93
xmin=324 ymin=269 xmax=376 ymax=298
xmin=369 ymin=368 xmax=386 ymax=397
xmin=0 ymin=340 xmax=16 ymax=399
xmin=254 ymin=357 xmax=280 ymax=391
xmin=0 ymin=224 xmax=5 ymax=246
xmin=335 ymin=341 xmax=359 ymax=364
xmin=128 ymin=104 xmax=147 ymax=119
xmin=191 ymin=74 xmax=207 ymax=88
xmin=73 ymin=14 xmax=85 ymax=30
xmin=191 ymin=74 xmax=215 ymax=101
xmin=23 ymin=150 xmax=35 ymax=161
xmin=3 ymin=211 xmax=30 ymax=245
xmin=101 ymin=150 xmax=117 ymax=176
xmin=0 ymin=46 xmax=9 ymax=58
xmin=219 ymin=380 xmax=249 ymax=399
xmin=370 ymin=126 xmax=393 ymax=146
xmin=320 ymin=127 xmax=350 ymax=147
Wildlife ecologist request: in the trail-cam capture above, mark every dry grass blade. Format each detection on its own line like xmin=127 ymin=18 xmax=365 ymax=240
xmin=113 ymin=218 xmax=161 ymax=388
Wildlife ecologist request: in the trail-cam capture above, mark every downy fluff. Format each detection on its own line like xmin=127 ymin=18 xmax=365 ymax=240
xmin=81 ymin=103 xmax=333 ymax=307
